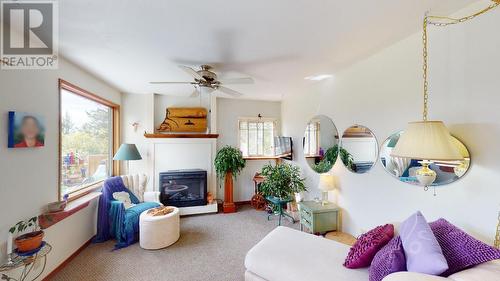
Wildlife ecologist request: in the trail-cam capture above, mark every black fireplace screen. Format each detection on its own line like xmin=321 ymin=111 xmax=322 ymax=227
xmin=160 ymin=169 xmax=207 ymax=207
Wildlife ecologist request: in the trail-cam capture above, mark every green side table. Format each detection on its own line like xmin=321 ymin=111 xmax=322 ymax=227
xmin=298 ymin=201 xmax=339 ymax=234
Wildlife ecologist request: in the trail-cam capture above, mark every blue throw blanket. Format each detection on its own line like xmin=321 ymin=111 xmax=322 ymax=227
xmin=94 ymin=176 xmax=160 ymax=249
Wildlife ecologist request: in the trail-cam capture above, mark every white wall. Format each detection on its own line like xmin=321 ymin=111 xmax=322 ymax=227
xmin=281 ymin=2 xmax=500 ymax=243
xmin=0 ymin=58 xmax=121 ymax=277
xmin=216 ymin=98 xmax=281 ymax=202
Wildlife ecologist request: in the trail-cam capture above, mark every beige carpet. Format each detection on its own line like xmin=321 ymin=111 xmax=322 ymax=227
xmin=51 ymin=205 xmax=299 ymax=281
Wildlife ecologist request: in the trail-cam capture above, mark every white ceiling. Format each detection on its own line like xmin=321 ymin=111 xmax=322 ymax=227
xmin=59 ymin=0 xmax=473 ymax=100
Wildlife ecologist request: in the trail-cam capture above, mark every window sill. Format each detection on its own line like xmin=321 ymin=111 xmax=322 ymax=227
xmin=66 ymin=180 xmax=104 ymax=202
xmin=243 ymin=156 xmax=280 ymax=160
xmin=39 ymin=192 xmax=102 ymax=229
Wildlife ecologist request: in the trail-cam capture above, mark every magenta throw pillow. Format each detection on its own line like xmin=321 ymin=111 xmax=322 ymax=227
xmin=344 ymin=224 xmax=394 ymax=269
xmin=399 ymin=211 xmax=448 ymax=275
xmin=369 ymin=236 xmax=407 ymax=281
xmin=429 ymin=218 xmax=500 ymax=276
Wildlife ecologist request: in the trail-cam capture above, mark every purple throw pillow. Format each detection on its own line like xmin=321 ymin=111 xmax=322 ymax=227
xmin=429 ymin=218 xmax=500 ymax=276
xmin=400 ymin=211 xmax=448 ymax=275
xmin=369 ymin=236 xmax=407 ymax=281
xmin=344 ymin=224 xmax=394 ymax=269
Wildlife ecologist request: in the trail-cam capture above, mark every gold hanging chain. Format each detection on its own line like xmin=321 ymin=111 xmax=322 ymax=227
xmin=421 ymin=1 xmax=499 ymax=121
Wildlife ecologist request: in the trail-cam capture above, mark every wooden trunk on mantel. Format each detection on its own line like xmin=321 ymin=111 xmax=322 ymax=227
xmin=157 ymin=107 xmax=208 ymax=133
xmin=223 ymin=171 xmax=236 ymax=213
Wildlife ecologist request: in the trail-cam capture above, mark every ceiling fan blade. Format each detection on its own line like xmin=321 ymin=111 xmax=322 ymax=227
xmin=216 ymin=86 xmax=244 ymax=97
xmin=150 ymin=81 xmax=195 ymax=84
xmin=219 ymin=77 xmax=254 ymax=84
xmin=179 ymin=65 xmax=204 ymax=81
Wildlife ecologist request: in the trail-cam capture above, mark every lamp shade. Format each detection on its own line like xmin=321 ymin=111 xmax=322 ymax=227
xmin=318 ymin=174 xmax=335 ymax=191
xmin=113 ymin=144 xmax=142 ymax=160
xmin=391 ymin=121 xmax=462 ymax=161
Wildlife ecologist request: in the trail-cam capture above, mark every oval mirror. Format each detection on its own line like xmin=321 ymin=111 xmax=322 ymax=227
xmin=340 ymin=125 xmax=378 ymax=173
xmin=303 ymin=115 xmax=339 ymax=173
xmin=379 ymin=131 xmax=471 ymax=186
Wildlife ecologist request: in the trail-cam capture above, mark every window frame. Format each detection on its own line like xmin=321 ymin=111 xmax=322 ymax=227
xmin=304 ymin=120 xmax=320 ymax=157
xmin=58 ymin=79 xmax=120 ymax=201
xmin=238 ymin=117 xmax=278 ymax=158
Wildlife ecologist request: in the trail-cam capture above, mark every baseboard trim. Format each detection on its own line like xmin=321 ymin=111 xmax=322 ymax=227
xmin=42 ymin=237 xmax=93 ymax=281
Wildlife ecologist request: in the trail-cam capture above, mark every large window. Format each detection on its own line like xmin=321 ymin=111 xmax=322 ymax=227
xmin=239 ymin=118 xmax=277 ymax=157
xmin=59 ymin=80 xmax=119 ymax=199
xmin=303 ymin=121 xmax=319 ymax=157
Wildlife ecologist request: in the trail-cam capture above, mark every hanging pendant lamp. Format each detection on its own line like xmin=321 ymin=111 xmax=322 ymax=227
xmin=391 ymin=1 xmax=500 ymax=188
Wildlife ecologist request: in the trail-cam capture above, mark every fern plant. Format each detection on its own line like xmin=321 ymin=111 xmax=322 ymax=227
xmin=214 ymin=146 xmax=246 ymax=182
xmin=313 ymin=144 xmax=355 ymax=173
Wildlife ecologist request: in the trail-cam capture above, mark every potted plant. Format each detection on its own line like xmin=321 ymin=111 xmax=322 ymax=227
xmin=9 ymin=216 xmax=44 ymax=253
xmin=313 ymin=145 xmax=355 ymax=173
xmin=214 ymin=146 xmax=246 ymax=213
xmin=259 ymin=162 xmax=307 ymax=211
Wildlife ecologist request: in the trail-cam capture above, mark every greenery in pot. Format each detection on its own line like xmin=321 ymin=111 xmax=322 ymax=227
xmin=313 ymin=145 xmax=355 ymax=173
xmin=214 ymin=146 xmax=246 ymax=182
xmin=259 ymin=162 xmax=307 ymax=200
xmin=10 ymin=216 xmax=44 ymax=252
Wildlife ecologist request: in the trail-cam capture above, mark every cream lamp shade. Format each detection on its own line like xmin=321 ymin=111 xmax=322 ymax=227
xmin=318 ymin=174 xmax=335 ymax=191
xmin=391 ymin=121 xmax=463 ymax=161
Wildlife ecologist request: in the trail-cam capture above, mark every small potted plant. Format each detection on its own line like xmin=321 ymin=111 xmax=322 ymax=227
xmin=10 ymin=216 xmax=44 ymax=253
xmin=214 ymin=146 xmax=246 ymax=213
xmin=259 ymin=162 xmax=307 ymax=211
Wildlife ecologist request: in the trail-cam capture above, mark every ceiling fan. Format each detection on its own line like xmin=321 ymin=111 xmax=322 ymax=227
xmin=150 ymin=65 xmax=254 ymax=97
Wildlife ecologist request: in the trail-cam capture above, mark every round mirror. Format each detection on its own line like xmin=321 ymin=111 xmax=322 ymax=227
xmin=303 ymin=115 xmax=339 ymax=173
xmin=379 ymin=131 xmax=471 ymax=186
xmin=340 ymin=125 xmax=378 ymax=173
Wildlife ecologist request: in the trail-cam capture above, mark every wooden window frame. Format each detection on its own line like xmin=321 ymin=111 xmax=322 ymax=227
xmin=58 ymin=79 xmax=120 ymax=201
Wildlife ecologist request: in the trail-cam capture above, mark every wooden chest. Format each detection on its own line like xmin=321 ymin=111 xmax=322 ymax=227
xmin=157 ymin=107 xmax=208 ymax=133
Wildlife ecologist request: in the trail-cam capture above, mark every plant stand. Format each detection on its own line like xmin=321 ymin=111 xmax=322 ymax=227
xmin=266 ymin=196 xmax=295 ymax=226
xmin=223 ymin=171 xmax=236 ymax=213
xmin=0 ymin=242 xmax=51 ymax=281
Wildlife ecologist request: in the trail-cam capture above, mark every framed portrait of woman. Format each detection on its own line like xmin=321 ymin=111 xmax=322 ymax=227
xmin=8 ymin=111 xmax=46 ymax=148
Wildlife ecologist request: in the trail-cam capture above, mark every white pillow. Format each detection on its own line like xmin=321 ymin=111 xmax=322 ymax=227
xmin=113 ymin=191 xmax=136 ymax=209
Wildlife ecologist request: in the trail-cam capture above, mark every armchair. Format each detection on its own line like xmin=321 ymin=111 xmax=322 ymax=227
xmin=95 ymin=176 xmax=160 ymax=249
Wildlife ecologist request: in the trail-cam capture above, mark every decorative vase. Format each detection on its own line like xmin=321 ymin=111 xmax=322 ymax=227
xmin=14 ymin=230 xmax=44 ymax=253
xmin=223 ymin=170 xmax=236 ymax=213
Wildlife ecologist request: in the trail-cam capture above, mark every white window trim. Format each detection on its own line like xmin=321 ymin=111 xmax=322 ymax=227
xmin=237 ymin=117 xmax=279 ymax=158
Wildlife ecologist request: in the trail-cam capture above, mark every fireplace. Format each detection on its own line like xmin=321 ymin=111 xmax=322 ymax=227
xmin=159 ymin=169 xmax=207 ymax=207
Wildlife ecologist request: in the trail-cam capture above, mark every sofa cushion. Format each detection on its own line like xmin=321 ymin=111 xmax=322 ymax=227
xmin=245 ymin=226 xmax=369 ymax=281
xmin=429 ymin=218 xmax=500 ymax=276
xmin=400 ymin=211 xmax=448 ymax=275
xmin=344 ymin=224 xmax=394 ymax=269
xmin=369 ymin=236 xmax=407 ymax=281
xmin=446 ymin=259 xmax=500 ymax=281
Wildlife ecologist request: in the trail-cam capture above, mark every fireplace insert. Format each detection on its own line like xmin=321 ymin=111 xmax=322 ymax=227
xmin=159 ymin=169 xmax=207 ymax=207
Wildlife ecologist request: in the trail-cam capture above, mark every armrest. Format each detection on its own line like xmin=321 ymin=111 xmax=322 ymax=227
xmin=143 ymin=191 xmax=162 ymax=205
xmin=383 ymin=272 xmax=449 ymax=281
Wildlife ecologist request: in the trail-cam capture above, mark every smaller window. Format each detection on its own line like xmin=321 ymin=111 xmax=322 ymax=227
xmin=304 ymin=121 xmax=320 ymax=157
xmin=239 ymin=118 xmax=277 ymax=157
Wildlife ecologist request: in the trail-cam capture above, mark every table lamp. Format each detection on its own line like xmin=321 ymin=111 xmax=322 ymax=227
xmin=318 ymin=174 xmax=335 ymax=205
xmin=113 ymin=143 xmax=142 ymax=174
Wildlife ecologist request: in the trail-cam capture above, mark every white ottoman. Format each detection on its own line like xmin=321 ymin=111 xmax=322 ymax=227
xmin=139 ymin=207 xmax=180 ymax=250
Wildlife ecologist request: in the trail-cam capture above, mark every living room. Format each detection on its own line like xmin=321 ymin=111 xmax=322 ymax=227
xmin=1 ymin=1 xmax=500 ymax=281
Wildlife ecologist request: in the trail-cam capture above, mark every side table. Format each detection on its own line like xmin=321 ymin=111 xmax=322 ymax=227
xmin=298 ymin=201 xmax=339 ymax=234
xmin=266 ymin=196 xmax=296 ymax=226
xmin=0 ymin=242 xmax=52 ymax=281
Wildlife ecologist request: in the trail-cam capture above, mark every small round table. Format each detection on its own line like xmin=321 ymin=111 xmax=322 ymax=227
xmin=140 ymin=207 xmax=180 ymax=250
xmin=0 ymin=242 xmax=52 ymax=281
xmin=266 ymin=196 xmax=296 ymax=226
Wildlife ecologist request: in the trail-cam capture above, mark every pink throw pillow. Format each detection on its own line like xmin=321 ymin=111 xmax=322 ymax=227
xmin=344 ymin=224 xmax=394 ymax=269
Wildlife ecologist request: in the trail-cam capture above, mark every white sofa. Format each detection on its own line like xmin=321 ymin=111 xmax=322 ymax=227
xmin=244 ymin=226 xmax=500 ymax=281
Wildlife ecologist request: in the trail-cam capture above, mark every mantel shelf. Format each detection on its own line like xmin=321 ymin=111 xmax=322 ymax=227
xmin=144 ymin=132 xmax=219 ymax=139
